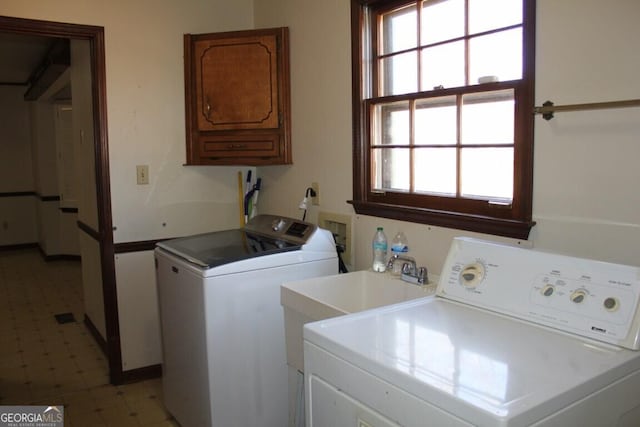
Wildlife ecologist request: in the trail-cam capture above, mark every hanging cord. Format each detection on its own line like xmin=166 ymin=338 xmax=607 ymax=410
xmin=299 ymin=187 xmax=316 ymax=221
xmin=336 ymin=241 xmax=349 ymax=273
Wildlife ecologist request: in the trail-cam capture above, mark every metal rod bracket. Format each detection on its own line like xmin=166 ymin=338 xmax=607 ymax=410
xmin=541 ymin=101 xmax=554 ymax=121
xmin=534 ymin=98 xmax=640 ymax=121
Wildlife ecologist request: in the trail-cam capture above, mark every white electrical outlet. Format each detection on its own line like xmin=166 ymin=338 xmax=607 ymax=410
xmin=136 ymin=165 xmax=149 ymax=185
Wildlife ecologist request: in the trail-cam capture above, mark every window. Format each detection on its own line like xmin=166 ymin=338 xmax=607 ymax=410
xmin=350 ymin=0 xmax=536 ymax=239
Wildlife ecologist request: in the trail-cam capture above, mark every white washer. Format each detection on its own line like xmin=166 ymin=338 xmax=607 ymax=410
xmin=155 ymin=215 xmax=337 ymax=427
xmin=304 ymin=237 xmax=640 ymax=427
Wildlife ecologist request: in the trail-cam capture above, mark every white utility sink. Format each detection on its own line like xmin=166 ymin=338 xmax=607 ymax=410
xmin=281 ymin=270 xmax=436 ymax=371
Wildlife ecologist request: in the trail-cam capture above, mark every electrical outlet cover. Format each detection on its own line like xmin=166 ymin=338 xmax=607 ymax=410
xmin=136 ymin=165 xmax=149 ymax=185
xmin=318 ymin=211 xmax=352 ymax=266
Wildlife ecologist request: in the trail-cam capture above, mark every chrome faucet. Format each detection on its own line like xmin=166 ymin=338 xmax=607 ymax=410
xmin=402 ymin=265 xmax=428 ymax=285
xmin=388 ymin=254 xmax=428 ymax=285
xmin=387 ymin=254 xmax=416 ymax=273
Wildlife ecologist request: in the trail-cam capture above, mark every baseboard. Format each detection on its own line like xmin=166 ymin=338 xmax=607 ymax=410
xmin=0 ymin=243 xmax=80 ymax=261
xmin=83 ymin=314 xmax=108 ymax=356
xmin=120 ymin=364 xmax=163 ymax=384
xmin=42 ymin=253 xmax=81 ymax=262
xmin=0 ymin=242 xmax=38 ymax=251
xmin=37 ymin=245 xmax=81 ymax=261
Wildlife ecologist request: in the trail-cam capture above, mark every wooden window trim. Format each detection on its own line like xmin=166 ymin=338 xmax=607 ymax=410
xmin=349 ymin=0 xmax=536 ymax=240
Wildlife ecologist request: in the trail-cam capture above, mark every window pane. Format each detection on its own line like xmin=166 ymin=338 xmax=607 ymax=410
xmin=469 ymin=0 xmax=522 ymax=34
xmin=354 ymin=0 xmax=536 ymax=238
xmin=461 ymin=90 xmax=514 ymax=145
xmin=381 ymin=4 xmax=417 ymax=55
xmin=381 ymin=52 xmax=417 ymax=95
xmin=373 ymin=101 xmax=410 ymax=146
xmin=415 ymin=148 xmax=457 ymax=195
xmin=461 ymin=147 xmax=513 ymax=200
xmin=421 ymin=0 xmax=465 ymax=45
xmin=469 ymin=29 xmax=522 ymax=83
xmin=373 ymin=148 xmax=410 ymax=191
xmin=415 ymin=96 xmax=457 ymax=145
xmin=420 ymin=41 xmax=465 ymax=90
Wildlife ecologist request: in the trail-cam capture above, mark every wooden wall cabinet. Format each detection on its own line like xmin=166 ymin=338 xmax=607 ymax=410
xmin=184 ymin=27 xmax=292 ymax=165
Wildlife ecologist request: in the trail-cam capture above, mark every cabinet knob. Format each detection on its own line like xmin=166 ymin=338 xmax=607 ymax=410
xmin=228 ymin=143 xmax=247 ymax=149
xmin=205 ymin=98 xmax=212 ymax=119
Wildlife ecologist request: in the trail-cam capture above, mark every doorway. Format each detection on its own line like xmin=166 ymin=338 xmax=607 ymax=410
xmin=0 ymin=16 xmax=122 ymax=384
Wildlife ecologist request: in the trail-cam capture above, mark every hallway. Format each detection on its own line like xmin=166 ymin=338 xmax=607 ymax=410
xmin=0 ymin=249 xmax=177 ymax=426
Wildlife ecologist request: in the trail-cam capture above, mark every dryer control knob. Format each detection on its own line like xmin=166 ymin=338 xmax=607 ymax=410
xmin=570 ymin=289 xmax=587 ymax=304
xmin=272 ymin=218 xmax=286 ymax=232
xmin=459 ymin=263 xmax=485 ymax=289
xmin=603 ymin=297 xmax=619 ymax=312
xmin=541 ymin=284 xmax=555 ymax=297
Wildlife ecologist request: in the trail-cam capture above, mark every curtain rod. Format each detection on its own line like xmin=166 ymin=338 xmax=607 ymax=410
xmin=533 ymin=99 xmax=640 ymax=120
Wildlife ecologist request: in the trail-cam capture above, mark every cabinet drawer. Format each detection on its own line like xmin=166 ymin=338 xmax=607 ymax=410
xmin=199 ymin=134 xmax=279 ymax=158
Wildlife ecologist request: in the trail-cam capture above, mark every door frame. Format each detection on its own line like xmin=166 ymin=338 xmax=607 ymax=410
xmin=0 ymin=15 xmax=122 ymax=383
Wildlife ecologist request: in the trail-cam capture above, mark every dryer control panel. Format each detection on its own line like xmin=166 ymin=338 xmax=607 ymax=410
xmin=437 ymin=237 xmax=640 ymax=350
xmin=245 ymin=214 xmax=316 ymax=245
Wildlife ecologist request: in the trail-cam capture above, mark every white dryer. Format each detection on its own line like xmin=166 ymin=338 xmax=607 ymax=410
xmin=304 ymin=237 xmax=640 ymax=427
xmin=155 ymin=215 xmax=337 ymax=427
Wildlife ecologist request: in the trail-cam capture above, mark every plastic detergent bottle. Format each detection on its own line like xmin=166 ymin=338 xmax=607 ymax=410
xmin=390 ymin=231 xmax=409 ymax=275
xmin=372 ymin=227 xmax=388 ymax=272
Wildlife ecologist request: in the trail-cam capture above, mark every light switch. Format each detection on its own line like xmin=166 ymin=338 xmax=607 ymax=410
xmin=136 ymin=165 xmax=149 ymax=185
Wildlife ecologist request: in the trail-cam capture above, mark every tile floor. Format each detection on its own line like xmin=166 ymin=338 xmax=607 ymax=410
xmin=0 ymin=249 xmax=179 ymax=426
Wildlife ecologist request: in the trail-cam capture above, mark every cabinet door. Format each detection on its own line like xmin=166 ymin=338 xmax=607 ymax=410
xmin=194 ymin=34 xmax=279 ymax=131
xmin=184 ymin=27 xmax=292 ymax=166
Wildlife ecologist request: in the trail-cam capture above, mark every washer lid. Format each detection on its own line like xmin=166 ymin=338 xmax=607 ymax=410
xmin=155 ymin=214 xmax=320 ymax=268
xmin=156 ymin=229 xmax=300 ymax=268
xmin=304 ymin=297 xmax=640 ymax=427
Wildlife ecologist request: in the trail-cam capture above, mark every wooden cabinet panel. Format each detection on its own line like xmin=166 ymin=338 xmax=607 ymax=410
xmin=199 ymin=134 xmax=280 ymax=159
xmin=195 ymin=36 xmax=279 ymax=131
xmin=184 ymin=28 xmax=291 ymax=165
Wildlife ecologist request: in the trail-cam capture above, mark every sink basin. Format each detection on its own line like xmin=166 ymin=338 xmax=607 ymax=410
xmin=281 ymin=270 xmax=436 ymax=371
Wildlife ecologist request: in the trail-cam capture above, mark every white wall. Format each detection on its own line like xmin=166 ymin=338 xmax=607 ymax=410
xmin=0 ymin=197 xmax=37 ymax=246
xmin=25 ymin=71 xmax=82 ymax=257
xmin=115 ymin=251 xmax=160 ymax=371
xmin=29 ymin=100 xmax=62 ymax=255
xmin=69 ymin=38 xmax=105 ymax=336
xmin=0 ymin=86 xmax=37 ymax=245
xmin=79 ymin=232 xmax=106 ymax=338
xmin=0 ymin=0 xmax=255 ymax=243
xmin=254 ymin=0 xmax=353 ymax=235
xmin=0 ymin=70 xmax=79 ymax=254
xmin=530 ymin=0 xmax=640 ymax=264
xmin=69 ymin=39 xmax=99 ymax=232
xmin=0 ymin=86 xmax=34 ymax=191
xmin=29 ymin=102 xmax=58 ymax=197
xmin=255 ymin=0 xmax=640 ymax=273
xmin=54 ymin=103 xmax=80 ymax=255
